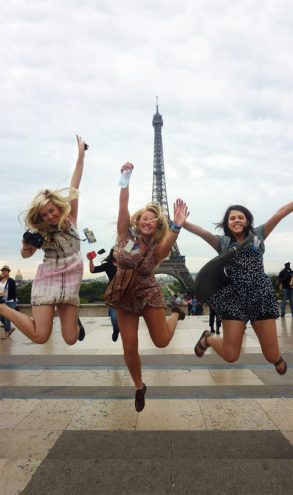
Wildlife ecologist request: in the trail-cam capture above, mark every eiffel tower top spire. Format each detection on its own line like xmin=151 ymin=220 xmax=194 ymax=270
xmin=152 ymin=98 xmax=170 ymax=220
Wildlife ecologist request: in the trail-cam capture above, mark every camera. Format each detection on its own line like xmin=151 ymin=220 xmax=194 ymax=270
xmin=87 ymin=251 xmax=97 ymax=260
xmin=83 ymin=228 xmax=96 ymax=243
xmin=23 ymin=231 xmax=44 ymax=249
xmin=84 ymin=143 xmax=89 ymax=151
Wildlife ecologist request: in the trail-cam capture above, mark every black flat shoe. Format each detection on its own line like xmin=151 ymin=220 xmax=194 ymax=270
xmin=135 ymin=384 xmax=147 ymax=412
xmin=274 ymin=356 xmax=287 ymax=375
xmin=77 ymin=318 xmax=85 ymax=341
xmin=112 ymin=330 xmax=119 ymax=342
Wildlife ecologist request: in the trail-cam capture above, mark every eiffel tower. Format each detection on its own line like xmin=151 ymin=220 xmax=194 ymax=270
xmin=152 ymin=100 xmax=195 ymax=293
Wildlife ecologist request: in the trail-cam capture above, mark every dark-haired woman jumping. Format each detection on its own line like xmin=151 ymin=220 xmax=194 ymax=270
xmin=183 ymin=202 xmax=293 ymax=375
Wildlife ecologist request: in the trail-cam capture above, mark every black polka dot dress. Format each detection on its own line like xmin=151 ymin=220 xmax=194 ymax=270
xmin=208 ymin=228 xmax=279 ymax=323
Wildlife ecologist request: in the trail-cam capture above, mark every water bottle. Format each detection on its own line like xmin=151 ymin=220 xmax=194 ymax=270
xmin=119 ymin=169 xmax=133 ymax=188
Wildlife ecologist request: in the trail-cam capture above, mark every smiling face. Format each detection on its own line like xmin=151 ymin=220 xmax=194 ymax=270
xmin=39 ymin=201 xmax=61 ymax=227
xmin=227 ymin=210 xmax=248 ymax=239
xmin=137 ymin=210 xmax=158 ymax=238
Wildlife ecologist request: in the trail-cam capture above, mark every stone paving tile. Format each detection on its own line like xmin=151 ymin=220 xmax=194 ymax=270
xmin=0 ymin=399 xmax=39 ymax=415
xmin=21 ymin=458 xmax=172 ymax=495
xmin=209 ymin=369 xmax=264 ymax=385
xmin=18 ymin=431 xmax=293 ymax=495
xmin=253 ymin=368 xmax=293 ymax=385
xmin=282 ymin=431 xmax=293 ymax=445
xmin=0 ymin=413 xmax=31 ymax=430
xmin=136 ymin=399 xmax=206 ymax=430
xmin=172 ymin=459 xmax=293 ymax=495
xmin=67 ymin=399 xmax=137 ymax=430
xmin=257 ymin=398 xmax=293 ymax=431
xmin=14 ymin=399 xmax=83 ymax=431
xmin=121 ymin=370 xmax=169 ymax=387
xmin=0 ymin=370 xmax=81 ymax=387
xmin=167 ymin=369 xmax=215 ymax=386
xmin=0 ymin=457 xmax=43 ymax=495
xmin=74 ymin=369 xmax=126 ymax=386
xmin=0 ymin=429 xmax=61 ymax=459
xmin=198 ymin=398 xmax=278 ymax=430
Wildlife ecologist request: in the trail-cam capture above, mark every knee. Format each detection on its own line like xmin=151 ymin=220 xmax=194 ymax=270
xmin=33 ymin=335 xmax=51 ymax=344
xmin=224 ymin=351 xmax=240 ymax=363
xmin=63 ymin=336 xmax=78 ymax=346
xmin=154 ymin=340 xmax=167 ymax=349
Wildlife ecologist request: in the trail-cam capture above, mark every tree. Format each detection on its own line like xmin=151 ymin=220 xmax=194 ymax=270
xmin=16 ymin=283 xmax=32 ymax=304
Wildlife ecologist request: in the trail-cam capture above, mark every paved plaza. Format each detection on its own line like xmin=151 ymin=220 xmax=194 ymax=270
xmin=0 ymin=313 xmax=293 ymax=494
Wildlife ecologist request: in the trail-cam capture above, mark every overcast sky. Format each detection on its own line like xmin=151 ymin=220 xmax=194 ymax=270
xmin=1 ymin=0 xmax=292 ymax=280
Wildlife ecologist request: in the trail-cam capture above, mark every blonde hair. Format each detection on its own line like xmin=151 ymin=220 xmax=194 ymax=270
xmin=23 ymin=188 xmax=79 ymax=234
xmin=131 ymin=202 xmax=169 ymax=243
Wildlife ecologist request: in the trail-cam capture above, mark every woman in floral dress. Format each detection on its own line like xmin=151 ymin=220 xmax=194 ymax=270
xmin=113 ymin=162 xmax=188 ymax=412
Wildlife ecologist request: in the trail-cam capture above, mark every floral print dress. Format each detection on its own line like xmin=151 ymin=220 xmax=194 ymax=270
xmin=115 ymin=232 xmax=166 ymax=314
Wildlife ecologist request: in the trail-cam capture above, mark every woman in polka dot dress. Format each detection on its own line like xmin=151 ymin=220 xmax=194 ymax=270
xmin=183 ymin=202 xmax=293 ymax=375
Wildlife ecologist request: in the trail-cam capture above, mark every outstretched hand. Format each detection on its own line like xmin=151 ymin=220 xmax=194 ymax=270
xmin=120 ymin=162 xmax=134 ymax=174
xmin=76 ymin=135 xmax=87 ymax=156
xmin=173 ymin=198 xmax=189 ymax=226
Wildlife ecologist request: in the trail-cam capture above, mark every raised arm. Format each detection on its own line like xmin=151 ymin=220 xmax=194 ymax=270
xmin=156 ymin=199 xmax=189 ymax=262
xmin=117 ymin=162 xmax=133 ymax=241
xmin=263 ymin=201 xmax=293 ymax=239
xmin=182 ymin=220 xmax=220 ymax=251
xmin=69 ymin=135 xmax=86 ymax=225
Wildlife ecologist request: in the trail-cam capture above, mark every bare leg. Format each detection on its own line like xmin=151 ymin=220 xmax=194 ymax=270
xmin=205 ymin=320 xmax=246 ymax=362
xmin=116 ymin=308 xmax=142 ymax=389
xmin=0 ymin=303 xmax=54 ymax=343
xmin=142 ymin=306 xmax=180 ymax=348
xmin=252 ymin=319 xmax=282 ymax=364
xmin=57 ymin=304 xmax=79 ymax=345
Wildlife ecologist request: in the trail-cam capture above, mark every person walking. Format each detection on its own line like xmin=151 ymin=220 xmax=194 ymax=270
xmin=209 ymin=307 xmax=221 ymax=335
xmin=278 ymin=262 xmax=293 ymax=317
xmin=0 ymin=265 xmax=17 ymax=338
xmin=88 ymin=248 xmax=120 ymax=341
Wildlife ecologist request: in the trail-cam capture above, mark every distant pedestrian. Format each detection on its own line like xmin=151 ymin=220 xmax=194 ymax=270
xmin=0 ymin=265 xmax=17 ymax=339
xmin=209 ymin=308 xmax=221 ymax=335
xmin=187 ymin=296 xmax=193 ymax=316
xmin=88 ymin=248 xmax=120 ymax=341
xmin=175 ymin=294 xmax=182 ymax=305
xmin=278 ymin=262 xmax=293 ymax=317
xmin=191 ymin=297 xmax=197 ymax=315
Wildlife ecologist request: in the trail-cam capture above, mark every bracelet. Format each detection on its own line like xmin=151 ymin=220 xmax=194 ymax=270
xmin=170 ymin=222 xmax=181 ymax=234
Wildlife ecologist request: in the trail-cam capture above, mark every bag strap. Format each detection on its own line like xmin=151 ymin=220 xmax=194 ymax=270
xmin=227 ymin=232 xmax=254 ymax=255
